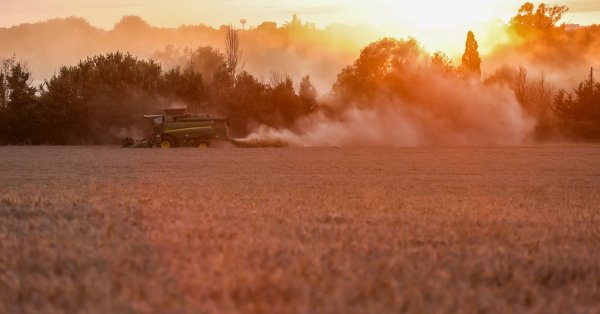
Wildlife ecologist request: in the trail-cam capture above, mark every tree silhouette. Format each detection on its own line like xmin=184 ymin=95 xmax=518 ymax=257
xmin=0 ymin=61 xmax=38 ymax=144
xmin=228 ymin=71 xmax=265 ymax=135
xmin=38 ymin=52 xmax=165 ymax=144
xmin=268 ymin=76 xmax=303 ymax=126
xmin=431 ymin=51 xmax=455 ymax=74
xmin=283 ymin=14 xmax=302 ymax=30
xmin=554 ymin=69 xmax=600 ymax=139
xmin=225 ymin=26 xmax=243 ymax=79
xmin=0 ymin=73 xmax=5 ymax=110
xmin=299 ymin=75 xmax=318 ymax=111
xmin=509 ymin=2 xmax=568 ymax=36
xmin=160 ymin=61 xmax=205 ymax=110
xmin=333 ymin=38 xmax=422 ymax=103
xmin=189 ymin=46 xmax=226 ymax=82
xmin=461 ymin=31 xmax=481 ymax=77
xmin=152 ymin=45 xmax=225 ymax=82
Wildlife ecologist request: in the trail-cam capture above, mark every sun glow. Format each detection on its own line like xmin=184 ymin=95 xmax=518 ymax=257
xmin=386 ymin=1 xmax=504 ymax=28
xmin=0 ymin=0 xmax=594 ymax=66
xmin=369 ymin=0 xmax=514 ymax=58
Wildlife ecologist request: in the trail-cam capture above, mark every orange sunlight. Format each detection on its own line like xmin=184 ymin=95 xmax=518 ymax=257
xmin=1 ymin=0 xmax=593 ymax=59
xmin=375 ymin=0 xmax=514 ymax=58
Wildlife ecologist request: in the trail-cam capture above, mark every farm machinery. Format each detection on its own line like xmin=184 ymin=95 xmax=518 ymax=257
xmin=123 ymin=108 xmax=231 ymax=148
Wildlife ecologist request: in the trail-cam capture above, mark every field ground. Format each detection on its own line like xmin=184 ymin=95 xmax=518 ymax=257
xmin=1 ymin=145 xmax=600 ymax=313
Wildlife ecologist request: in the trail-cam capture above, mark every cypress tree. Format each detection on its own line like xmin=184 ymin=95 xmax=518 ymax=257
xmin=461 ymin=31 xmax=481 ymax=77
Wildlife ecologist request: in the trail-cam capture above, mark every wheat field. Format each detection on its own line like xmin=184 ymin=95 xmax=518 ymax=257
xmin=1 ymin=146 xmax=599 ymax=313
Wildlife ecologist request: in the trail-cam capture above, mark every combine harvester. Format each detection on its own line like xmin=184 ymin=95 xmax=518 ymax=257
xmin=123 ymin=108 xmax=233 ymax=148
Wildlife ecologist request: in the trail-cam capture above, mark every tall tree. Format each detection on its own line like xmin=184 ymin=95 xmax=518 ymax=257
xmin=225 ymin=26 xmax=243 ymax=79
xmin=461 ymin=31 xmax=481 ymax=77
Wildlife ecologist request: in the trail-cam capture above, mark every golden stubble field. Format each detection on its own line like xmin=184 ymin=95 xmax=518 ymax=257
xmin=1 ymin=146 xmax=599 ymax=313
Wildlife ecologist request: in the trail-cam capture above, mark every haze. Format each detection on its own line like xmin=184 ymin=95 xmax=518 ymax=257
xmin=1 ymin=0 xmax=598 ymax=55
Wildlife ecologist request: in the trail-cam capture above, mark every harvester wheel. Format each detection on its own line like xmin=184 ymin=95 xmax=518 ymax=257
xmin=160 ymin=138 xmax=175 ymax=148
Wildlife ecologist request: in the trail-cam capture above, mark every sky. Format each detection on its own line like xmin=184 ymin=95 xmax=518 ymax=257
xmin=1 ymin=0 xmax=598 ymax=55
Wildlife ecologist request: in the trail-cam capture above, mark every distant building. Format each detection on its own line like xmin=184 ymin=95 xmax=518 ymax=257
xmin=565 ymin=24 xmax=583 ymax=31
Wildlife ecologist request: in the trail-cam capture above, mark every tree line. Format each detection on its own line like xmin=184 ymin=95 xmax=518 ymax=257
xmin=0 ymin=49 xmax=317 ymax=144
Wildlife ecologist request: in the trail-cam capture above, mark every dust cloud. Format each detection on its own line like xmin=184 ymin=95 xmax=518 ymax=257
xmin=242 ymin=75 xmax=534 ymax=147
xmin=485 ymin=25 xmax=600 ymax=88
xmin=240 ymin=20 xmax=600 ymax=147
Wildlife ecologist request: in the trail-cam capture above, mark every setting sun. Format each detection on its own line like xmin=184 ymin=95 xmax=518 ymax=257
xmin=376 ymin=0 xmax=513 ymax=56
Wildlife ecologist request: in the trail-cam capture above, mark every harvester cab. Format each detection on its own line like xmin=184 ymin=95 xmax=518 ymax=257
xmin=144 ymin=115 xmax=164 ymax=145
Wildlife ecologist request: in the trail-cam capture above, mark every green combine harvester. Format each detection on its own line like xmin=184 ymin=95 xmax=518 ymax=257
xmin=128 ymin=108 xmax=230 ymax=148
